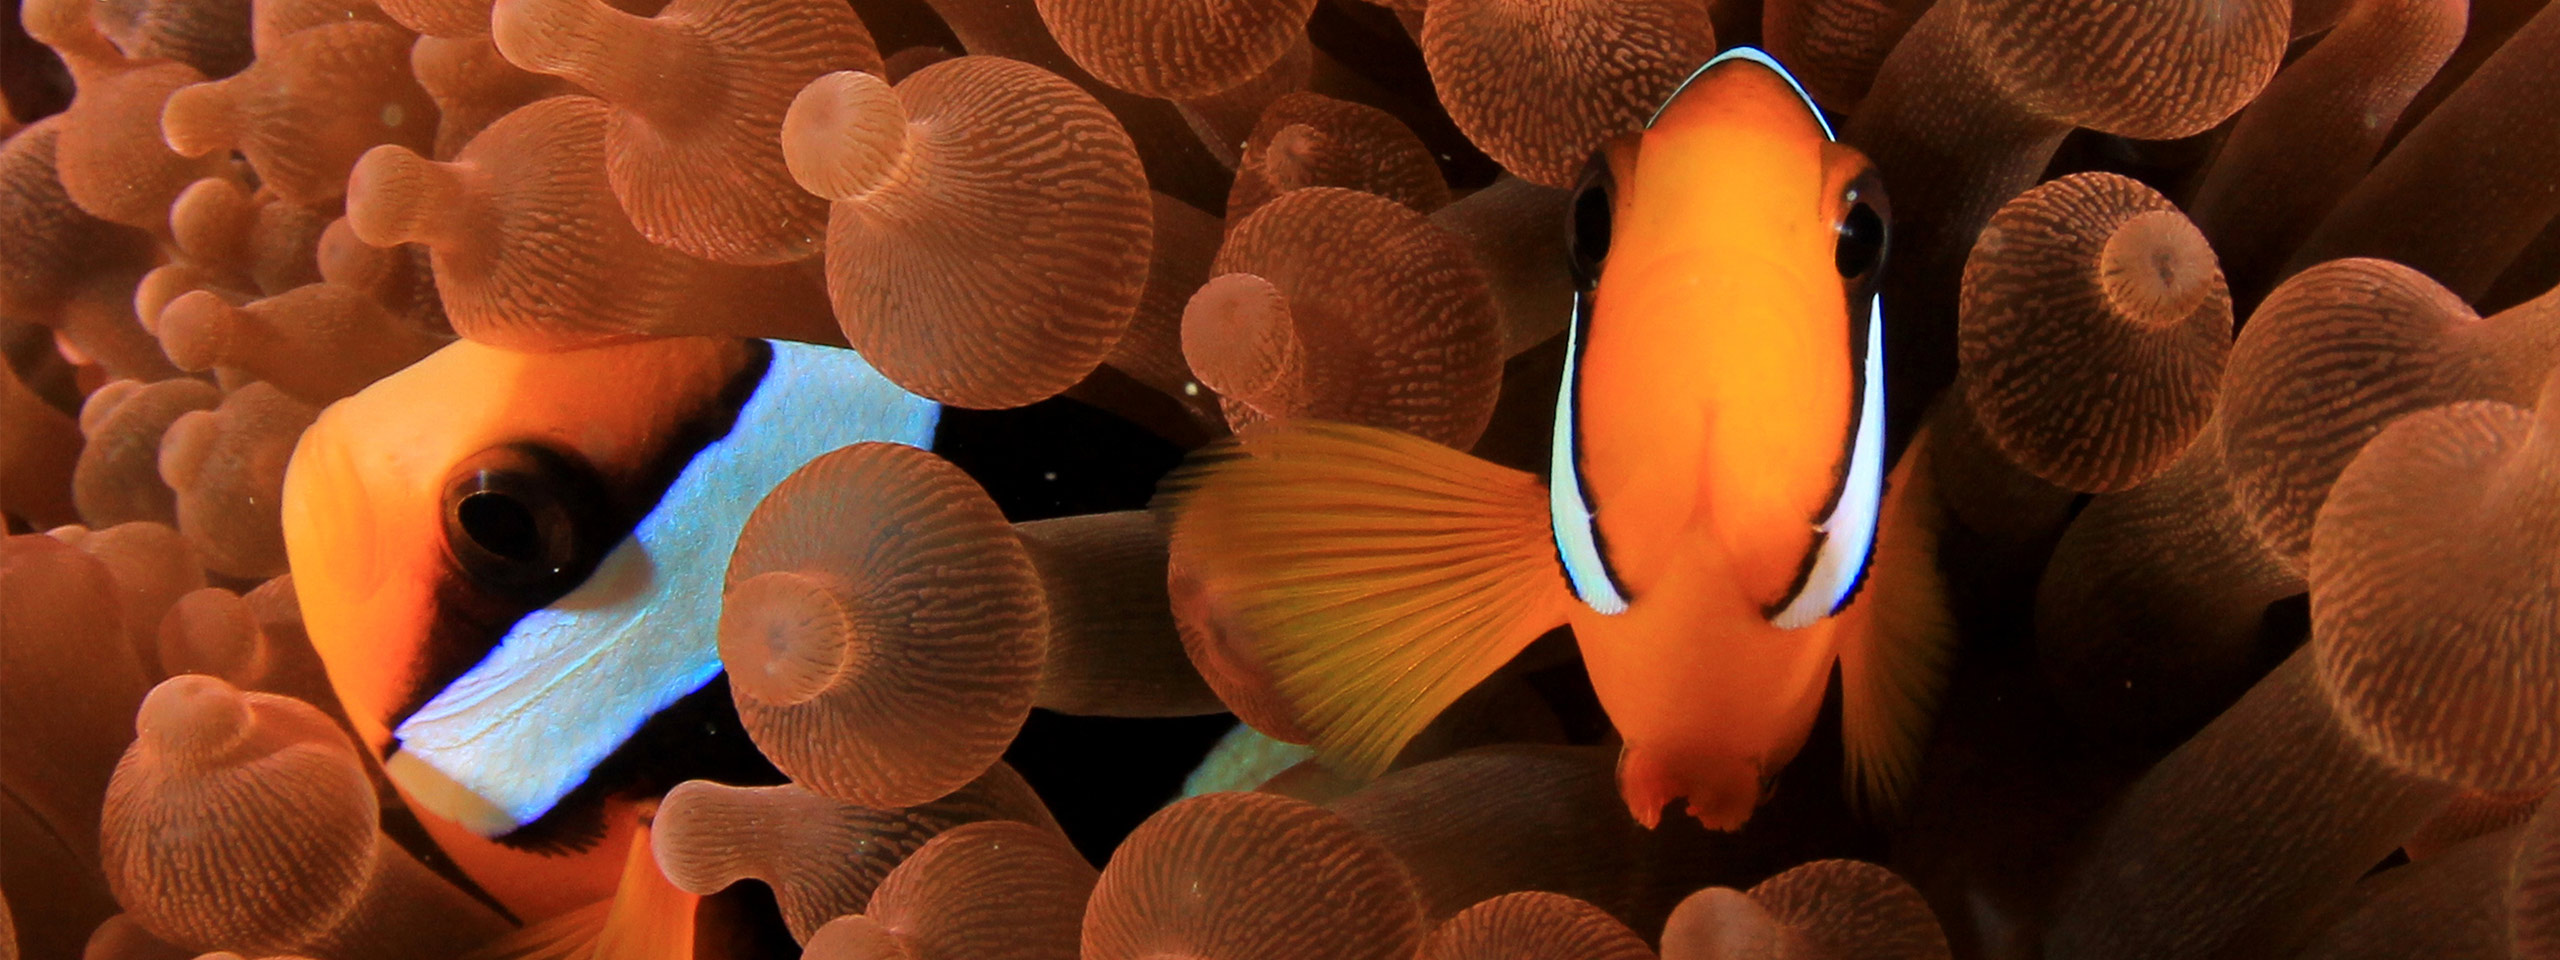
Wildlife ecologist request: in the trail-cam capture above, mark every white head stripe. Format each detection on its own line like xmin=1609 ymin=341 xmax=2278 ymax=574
xmin=1652 ymin=47 xmax=1836 ymax=140
xmin=1551 ymin=292 xmax=1629 ymax=616
xmin=1768 ymin=296 xmax=1887 ymax=629
xmin=391 ymin=341 xmax=940 ymax=833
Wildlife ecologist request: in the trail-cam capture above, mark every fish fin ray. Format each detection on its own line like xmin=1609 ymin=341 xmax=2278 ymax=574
xmin=458 ymin=901 xmax=609 ymax=960
xmin=459 ymin=820 xmax=697 ymax=960
xmin=1833 ymin=428 xmax=1957 ymax=817
xmin=1159 ymin=421 xmax=1575 ymax=777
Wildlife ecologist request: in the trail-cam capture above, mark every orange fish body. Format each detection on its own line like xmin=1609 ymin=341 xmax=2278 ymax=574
xmin=282 ymin=336 xmax=940 ymax=921
xmin=1565 ymin=49 xmax=1894 ymax=827
xmin=1569 ymin=561 xmax=1842 ymax=828
xmin=1162 ymin=48 xmax=1950 ymax=830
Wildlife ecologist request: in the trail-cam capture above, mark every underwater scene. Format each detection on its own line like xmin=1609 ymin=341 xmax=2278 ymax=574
xmin=2 ymin=0 xmax=2556 ymax=956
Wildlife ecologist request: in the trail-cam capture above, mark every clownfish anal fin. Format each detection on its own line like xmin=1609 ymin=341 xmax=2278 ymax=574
xmin=1157 ymin=421 xmax=1578 ymax=778
xmin=1829 ymin=425 xmax=1956 ymax=816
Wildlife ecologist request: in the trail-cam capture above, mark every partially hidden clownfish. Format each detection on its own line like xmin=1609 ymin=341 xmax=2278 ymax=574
xmin=1159 ymin=47 xmax=1956 ymax=831
xmin=280 ymin=336 xmax=938 ymax=922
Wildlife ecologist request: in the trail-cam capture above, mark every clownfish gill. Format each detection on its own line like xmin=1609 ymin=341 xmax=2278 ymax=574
xmin=283 ymin=337 xmax=939 ymax=850
xmin=1160 ymin=47 xmax=1954 ymax=833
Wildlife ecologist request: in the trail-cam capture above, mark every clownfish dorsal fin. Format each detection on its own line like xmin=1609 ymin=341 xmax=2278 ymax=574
xmin=1158 ymin=421 xmax=1578 ymax=777
xmin=1828 ymin=423 xmax=1956 ymax=814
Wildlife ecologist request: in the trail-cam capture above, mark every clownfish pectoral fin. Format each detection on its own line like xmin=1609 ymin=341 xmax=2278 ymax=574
xmin=1158 ymin=421 xmax=1578 ymax=778
xmin=1829 ymin=425 xmax=1957 ymax=816
xmin=458 ymin=819 xmax=696 ymax=960
xmin=460 ymin=901 xmax=608 ymax=960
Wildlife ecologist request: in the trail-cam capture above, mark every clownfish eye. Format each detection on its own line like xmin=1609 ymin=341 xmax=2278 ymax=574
xmin=441 ymin=444 xmax=604 ymax=595
xmin=1566 ymin=153 xmax=1614 ymax=291
xmin=1834 ymin=174 xmax=1890 ymax=282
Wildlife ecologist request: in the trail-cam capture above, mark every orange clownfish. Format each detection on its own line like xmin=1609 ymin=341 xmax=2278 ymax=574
xmin=281 ymin=336 xmax=939 ymax=922
xmin=1160 ymin=48 xmax=1954 ymax=830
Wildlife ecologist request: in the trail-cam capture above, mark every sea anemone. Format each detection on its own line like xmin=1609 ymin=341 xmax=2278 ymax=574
xmin=1327 ymin=745 xmax=1731 ymax=933
xmin=344 ymin=94 xmax=836 ymax=348
xmin=1184 ymin=186 xmax=1503 ymax=447
xmin=1223 ymin=91 xmax=1449 ymax=225
xmin=101 ymin=675 xmax=510 ymax=957
xmin=1081 ymin=791 xmax=1425 ymax=960
xmin=159 ymin=21 xmax=438 ymax=206
xmin=2 ymin=535 xmax=152 ymax=956
xmin=781 ymin=59 xmax=1152 ymax=409
xmin=1416 ymin=891 xmax=1652 ymax=960
xmin=160 ymin=178 xmax=326 ymax=301
xmin=800 ymin=819 xmax=1096 ymax=960
xmin=489 ymin=0 xmax=880 ymax=264
xmin=0 ymin=117 xmax=170 ymax=381
xmin=7 ymin=0 xmax=2560 ymax=954
xmin=153 ymin=382 xmax=313 ymax=579
xmin=716 ymin=441 xmax=1049 ymax=807
xmin=1956 ymin=171 xmax=2230 ymax=494
xmin=2285 ymin=7 xmax=2560 ymax=301
xmin=19 ymin=0 xmax=227 ymax=233
xmin=650 ymin=765 xmax=1061 ymax=943
xmin=721 ymin=441 xmax=1221 ymax=808
xmin=1421 ymin=0 xmax=1715 ymax=188
xmin=66 ymin=520 xmax=207 ymax=673
xmin=2221 ymin=259 xmax=2556 ymax=566
xmin=1659 ymin=859 xmax=1949 ymax=960
xmin=2292 ymin=797 xmax=2560 ymax=959
xmin=154 ymin=283 xmax=447 ymax=405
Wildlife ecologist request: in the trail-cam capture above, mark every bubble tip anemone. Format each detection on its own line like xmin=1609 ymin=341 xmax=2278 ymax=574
xmin=783 ymin=71 xmax=908 ymax=203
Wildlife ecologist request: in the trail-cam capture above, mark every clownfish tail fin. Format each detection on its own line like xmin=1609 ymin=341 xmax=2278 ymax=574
xmin=1156 ymin=420 xmax=1576 ymax=779
xmin=1832 ymin=426 xmax=1958 ymax=818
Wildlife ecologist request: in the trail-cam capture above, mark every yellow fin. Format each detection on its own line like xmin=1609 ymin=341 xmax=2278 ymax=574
xmin=459 ymin=900 xmax=608 ymax=960
xmin=459 ymin=820 xmax=695 ymax=960
xmin=1831 ymin=427 xmax=1958 ymax=815
xmin=1158 ymin=421 xmax=1575 ymax=777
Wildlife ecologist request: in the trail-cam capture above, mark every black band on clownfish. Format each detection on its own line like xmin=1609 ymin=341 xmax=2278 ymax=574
xmin=283 ymin=337 xmax=940 ymax=849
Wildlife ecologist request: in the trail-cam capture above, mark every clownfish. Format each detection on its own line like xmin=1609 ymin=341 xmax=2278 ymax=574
xmin=280 ymin=336 xmax=938 ymax=918
xmin=1159 ymin=48 xmax=1954 ymax=830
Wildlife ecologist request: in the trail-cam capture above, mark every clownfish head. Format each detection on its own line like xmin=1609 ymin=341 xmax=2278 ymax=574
xmin=281 ymin=337 xmax=938 ymax=859
xmin=1549 ymin=47 xmax=1891 ymax=630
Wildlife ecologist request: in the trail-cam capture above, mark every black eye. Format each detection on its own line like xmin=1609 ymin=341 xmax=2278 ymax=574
xmin=455 ymin=490 xmax=543 ymax=562
xmin=441 ymin=444 xmax=603 ymax=594
xmin=1834 ymin=175 xmax=1890 ymax=282
xmin=1567 ymin=153 xmax=1614 ymax=291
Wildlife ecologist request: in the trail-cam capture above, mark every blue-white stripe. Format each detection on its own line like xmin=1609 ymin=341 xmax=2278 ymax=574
xmin=1768 ymin=296 xmax=1886 ymax=629
xmin=389 ymin=341 xmax=939 ymax=834
xmin=1550 ymin=291 xmax=1629 ymax=616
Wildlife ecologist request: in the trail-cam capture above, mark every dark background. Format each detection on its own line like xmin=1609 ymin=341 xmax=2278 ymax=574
xmin=934 ymin=398 xmax=1238 ymax=865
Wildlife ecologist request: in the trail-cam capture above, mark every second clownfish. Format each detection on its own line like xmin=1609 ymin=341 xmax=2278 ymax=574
xmin=1160 ymin=48 xmax=1954 ymax=830
xmin=281 ymin=336 xmax=941 ymax=926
